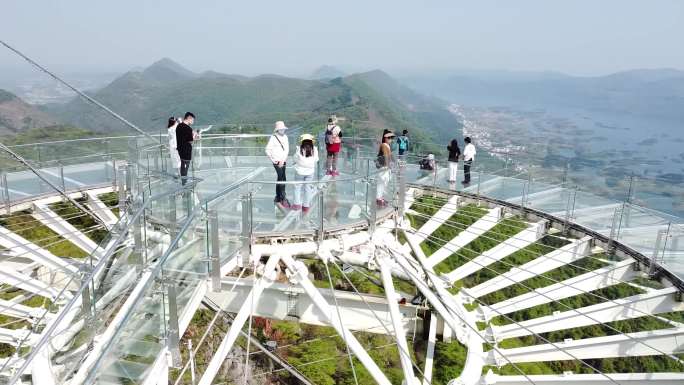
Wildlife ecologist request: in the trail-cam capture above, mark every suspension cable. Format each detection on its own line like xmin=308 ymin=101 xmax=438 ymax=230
xmin=388 ymin=250 xmax=539 ymax=385
xmin=322 ymin=260 xmax=360 ymax=385
xmin=0 ymin=39 xmax=159 ymax=144
xmin=329 ymin=257 xmax=435 ymax=385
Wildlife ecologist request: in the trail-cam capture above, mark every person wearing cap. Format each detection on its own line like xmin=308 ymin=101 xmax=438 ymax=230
xmin=265 ymin=121 xmax=290 ymax=208
xmin=376 ymin=130 xmax=394 ymax=207
xmin=462 ymin=136 xmax=476 ymax=185
xmin=293 ymin=134 xmax=319 ymax=213
xmin=324 ymin=115 xmax=342 ymax=176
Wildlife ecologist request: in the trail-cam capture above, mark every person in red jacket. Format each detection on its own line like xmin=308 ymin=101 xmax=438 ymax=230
xmin=324 ymin=115 xmax=342 ymax=176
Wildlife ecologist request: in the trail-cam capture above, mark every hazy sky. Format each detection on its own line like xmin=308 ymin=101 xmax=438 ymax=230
xmin=1 ymin=0 xmax=683 ymax=77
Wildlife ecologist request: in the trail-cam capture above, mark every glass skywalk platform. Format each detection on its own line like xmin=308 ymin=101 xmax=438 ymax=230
xmin=0 ymin=132 xmax=682 ymax=385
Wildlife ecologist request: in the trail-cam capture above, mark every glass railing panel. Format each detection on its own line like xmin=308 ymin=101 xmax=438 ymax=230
xmin=322 ymin=175 xmax=371 ymax=230
xmin=660 ymin=225 xmax=684 ymax=279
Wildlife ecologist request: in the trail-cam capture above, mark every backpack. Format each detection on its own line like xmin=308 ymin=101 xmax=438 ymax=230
xmin=398 ymin=136 xmax=408 ymax=151
xmin=325 ymin=125 xmax=340 ymax=145
xmin=419 ymin=158 xmax=434 ymax=171
xmin=375 ymin=146 xmax=387 ymax=169
xmin=325 ymin=127 xmax=333 ymax=145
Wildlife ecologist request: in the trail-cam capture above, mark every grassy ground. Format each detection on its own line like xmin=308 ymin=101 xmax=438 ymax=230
xmin=50 ymin=198 xmax=109 ymax=244
xmin=407 ymin=195 xmax=448 ymax=230
xmin=0 ymin=210 xmax=88 ymax=258
xmin=174 ymin=309 xmax=433 ymax=385
xmin=305 ymin=260 xmax=417 ymax=297
xmin=479 ymin=254 xmax=610 ymax=306
xmin=419 ymin=205 xmax=489 ymax=258
xmin=459 ymin=235 xmax=570 ymax=289
xmin=433 ymin=216 xmax=527 ymax=275
xmin=491 ymin=282 xmax=645 ymax=326
xmin=97 ymin=192 xmax=120 ymax=217
xmin=0 ymin=285 xmax=52 ymax=358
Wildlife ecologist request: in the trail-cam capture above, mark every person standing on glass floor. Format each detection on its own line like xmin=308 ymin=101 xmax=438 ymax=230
xmin=462 ymin=136 xmax=476 ymax=185
xmin=447 ymin=137 xmax=461 ymax=183
xmin=292 ymin=134 xmax=319 ymax=214
xmin=265 ymin=121 xmax=291 ymax=209
xmin=324 ymin=115 xmax=342 ymax=176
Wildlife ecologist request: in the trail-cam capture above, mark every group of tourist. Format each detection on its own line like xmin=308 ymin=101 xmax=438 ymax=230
xmin=446 ymin=136 xmax=477 ymax=185
xmin=165 ymin=112 xmax=476 ymax=213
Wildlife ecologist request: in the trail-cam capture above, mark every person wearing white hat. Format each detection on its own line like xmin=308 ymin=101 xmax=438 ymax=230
xmin=265 ymin=121 xmax=290 ymax=208
xmin=293 ymin=134 xmax=319 ymax=213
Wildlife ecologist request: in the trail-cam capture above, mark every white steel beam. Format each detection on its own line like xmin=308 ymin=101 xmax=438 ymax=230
xmin=407 ymin=195 xmax=459 ymax=245
xmin=197 ymin=255 xmax=281 ymax=385
xmin=0 ymin=327 xmax=40 ymax=346
xmin=425 ymin=207 xmax=502 ymax=267
xmin=446 ymin=221 xmax=546 ymax=283
xmin=422 ymin=313 xmax=438 ymax=385
xmin=85 ymin=191 xmax=119 ymax=228
xmin=0 ymin=269 xmax=63 ymax=300
xmin=388 ymin=236 xmax=486 ymax=385
xmin=379 ymin=255 xmax=418 ymax=385
xmin=0 ymin=298 xmax=54 ymax=322
xmin=485 ymin=259 xmax=636 ymax=319
xmin=32 ymin=202 xmax=101 ymax=257
xmin=0 ymin=225 xmax=78 ymax=274
xmin=466 ymin=236 xmax=592 ymax=299
xmin=483 ymin=371 xmax=684 ymax=385
xmin=493 ymin=287 xmax=684 ymax=340
xmin=281 ymin=253 xmax=393 ymax=385
xmin=488 ymin=328 xmax=684 ymax=364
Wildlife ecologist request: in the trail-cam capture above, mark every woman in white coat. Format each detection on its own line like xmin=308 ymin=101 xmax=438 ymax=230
xmin=293 ymin=134 xmax=319 ymax=213
xmin=167 ymin=117 xmax=181 ymax=174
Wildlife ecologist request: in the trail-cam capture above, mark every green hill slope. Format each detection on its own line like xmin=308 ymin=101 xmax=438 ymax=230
xmin=50 ymin=59 xmax=461 ymax=142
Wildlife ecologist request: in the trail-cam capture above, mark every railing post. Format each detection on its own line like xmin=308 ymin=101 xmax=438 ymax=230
xmin=188 ymin=339 xmax=197 ymax=385
xmin=166 ymin=280 xmax=182 ymax=368
xmin=80 ymin=268 xmax=94 ymax=326
xmin=368 ymin=178 xmax=377 ymax=237
xmin=117 ymin=164 xmax=127 ymax=215
xmin=125 ymin=163 xmax=135 ymax=195
xmin=607 ymin=205 xmax=624 ymax=256
xmin=59 ymin=162 xmax=66 ymax=200
xmin=562 ymin=187 xmax=577 ymax=235
xmin=431 ymin=162 xmax=438 ymax=196
xmin=476 ymin=165 xmax=482 ymax=207
xmin=168 ymin=193 xmax=177 ymax=238
xmin=317 ymin=190 xmax=325 ymax=246
xmin=1 ymin=172 xmax=10 ymax=215
xmin=208 ymin=209 xmax=221 ymax=292
xmin=131 ymin=198 xmax=144 ymax=270
xmin=622 ymin=175 xmax=635 ymax=228
xmin=398 ymin=159 xmax=406 ymax=218
xmin=649 ymin=224 xmax=671 ymax=277
xmin=111 ymin=159 xmax=117 ymax=189
xmin=240 ymin=193 xmax=252 ymax=267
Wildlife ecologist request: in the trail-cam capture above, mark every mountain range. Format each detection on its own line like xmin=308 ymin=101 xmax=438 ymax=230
xmin=46 ymin=59 xmax=460 ymax=143
xmin=0 ymin=90 xmax=58 ymax=136
xmin=402 ymin=68 xmax=684 ymax=122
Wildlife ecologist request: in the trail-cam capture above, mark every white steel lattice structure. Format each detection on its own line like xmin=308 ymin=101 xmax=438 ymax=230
xmin=0 ymin=133 xmax=683 ymax=385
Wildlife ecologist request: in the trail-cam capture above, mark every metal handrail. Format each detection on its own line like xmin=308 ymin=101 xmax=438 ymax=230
xmin=6 ymin=179 xmax=198 ymax=385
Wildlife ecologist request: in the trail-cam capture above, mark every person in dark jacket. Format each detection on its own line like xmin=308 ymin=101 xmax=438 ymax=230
xmin=176 ymin=112 xmax=197 ymax=185
xmin=447 ymin=138 xmax=461 ymax=182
